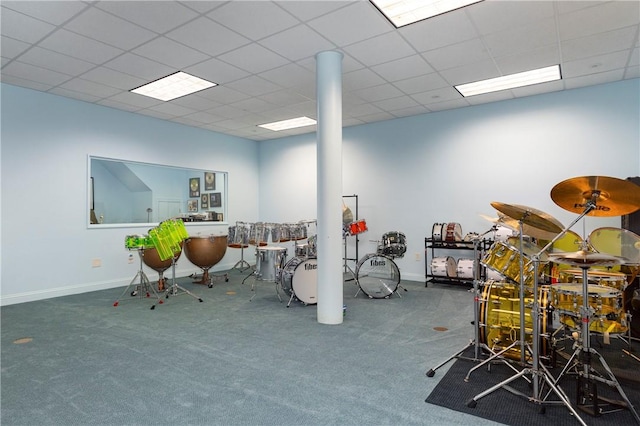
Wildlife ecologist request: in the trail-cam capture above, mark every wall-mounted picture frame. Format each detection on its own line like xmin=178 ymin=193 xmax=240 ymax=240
xmin=204 ymin=172 xmax=216 ymax=191
xmin=201 ymin=193 xmax=209 ymax=209
xmin=189 ymin=177 xmax=200 ymax=197
xmin=187 ymin=199 xmax=198 ymax=212
xmin=210 ymin=192 xmax=221 ymax=207
xmin=216 ymin=213 xmax=224 ymax=222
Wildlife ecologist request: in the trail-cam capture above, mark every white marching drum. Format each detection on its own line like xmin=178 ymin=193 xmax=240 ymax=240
xmin=431 ymin=256 xmax=456 ymax=277
xmin=280 ymin=257 xmax=318 ymax=305
xmin=456 ymin=258 xmax=475 ymax=279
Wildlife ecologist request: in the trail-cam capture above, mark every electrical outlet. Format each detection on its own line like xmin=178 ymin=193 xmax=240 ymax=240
xmin=415 ymin=252 xmax=421 ymax=261
xmin=92 ymin=258 xmax=102 ymax=268
xmin=128 ymin=254 xmax=134 ymax=264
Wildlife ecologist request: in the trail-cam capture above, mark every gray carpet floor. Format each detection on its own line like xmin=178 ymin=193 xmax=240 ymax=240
xmin=2 ymin=266 xmax=510 ymax=425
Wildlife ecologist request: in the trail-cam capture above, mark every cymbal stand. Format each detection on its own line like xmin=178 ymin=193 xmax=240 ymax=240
xmin=466 ymin=220 xmax=587 ymax=425
xmin=426 ymin=226 xmax=508 ymax=377
xmin=546 ymin=264 xmax=640 ymax=422
xmin=464 ymin=221 xmax=534 ymax=381
xmin=164 ymin=256 xmax=203 ymax=303
xmin=113 ymin=248 xmax=163 ymax=310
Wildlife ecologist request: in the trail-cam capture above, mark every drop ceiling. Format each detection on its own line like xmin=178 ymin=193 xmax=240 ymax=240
xmin=1 ymin=1 xmax=638 ymax=141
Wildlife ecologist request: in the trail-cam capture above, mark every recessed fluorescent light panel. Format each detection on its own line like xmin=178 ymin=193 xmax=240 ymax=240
xmin=371 ymin=0 xmax=483 ymax=28
xmin=130 ymin=71 xmax=217 ymax=101
xmin=258 ymin=116 xmax=317 ymax=131
xmin=455 ymin=65 xmax=562 ymax=97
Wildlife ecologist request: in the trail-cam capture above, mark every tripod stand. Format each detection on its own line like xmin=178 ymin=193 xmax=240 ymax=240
xmin=113 ymin=249 xmax=163 ymax=310
xmin=164 ymin=256 xmax=203 ymax=303
xmin=426 ymin=226 xmax=509 ymax=377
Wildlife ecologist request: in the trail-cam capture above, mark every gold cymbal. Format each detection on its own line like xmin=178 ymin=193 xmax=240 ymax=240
xmin=490 ymin=202 xmax=563 ymax=234
xmin=548 ymin=250 xmax=626 ymax=267
xmin=550 ymin=176 xmax=640 ymax=216
xmin=342 ymin=205 xmax=353 ymax=225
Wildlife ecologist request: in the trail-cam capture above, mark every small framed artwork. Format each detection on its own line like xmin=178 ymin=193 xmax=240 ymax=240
xmin=201 ymin=193 xmax=209 ymax=209
xmin=216 ymin=213 xmax=224 ymax=222
xmin=189 ymin=177 xmax=200 ymax=197
xmin=210 ymin=192 xmax=221 ymax=207
xmin=204 ymin=172 xmax=216 ymax=191
xmin=187 ymin=199 xmax=198 ymax=212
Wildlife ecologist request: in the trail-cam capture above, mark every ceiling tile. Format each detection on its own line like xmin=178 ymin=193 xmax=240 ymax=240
xmin=558 ymin=1 xmax=640 ymax=40
xmin=49 ymin=87 xmax=103 ymax=103
xmin=422 ymin=38 xmax=492 ymax=71
xmin=344 ymin=31 xmax=417 ymax=67
xmin=343 ymin=68 xmax=386 ymax=92
xmin=132 ymin=36 xmax=210 ymax=69
xmin=1 ymin=36 xmax=36 ymax=60
xmin=208 ymin=1 xmax=299 ymax=41
xmin=562 ymin=50 xmax=631 ymax=79
xmin=482 ymin=19 xmax=557 ymax=58
xmin=352 ymin=83 xmax=404 ymax=103
xmin=147 ymin=101 xmax=197 ymax=117
xmin=307 ymin=1 xmax=392 ymax=47
xmin=466 ymin=0 xmax=555 ymax=35
xmin=258 ymin=62 xmax=315 ymax=88
xmin=561 ymin=27 xmax=638 ymax=62
xmin=225 ymin=75 xmax=283 ymax=97
xmin=217 ymin=43 xmax=290 ymax=74
xmin=494 ymin=45 xmax=561 ymax=75
xmin=438 ymin=59 xmax=500 ymax=86
xmin=2 ymin=60 xmax=70 ymax=86
xmin=0 ymin=7 xmax=56 ymax=44
xmin=17 ymin=46 xmax=95 ymax=76
xmin=411 ymin=86 xmax=463 ymax=105
xmin=2 ymin=1 xmax=87 ymax=25
xmin=58 ymin=77 xmax=122 ymax=98
xmin=80 ymin=67 xmax=147 ymax=90
xmin=103 ymin=53 xmax=175 ymax=81
xmin=371 ymin=54 xmax=434 ymax=82
xmin=373 ymin=95 xmax=419 ymax=112
xmin=393 ymin=73 xmax=449 ymax=95
xmin=65 ymin=7 xmax=157 ymax=50
xmin=183 ymin=57 xmax=251 ymax=85
xmin=96 ymin=1 xmax=199 ymax=34
xmin=39 ymin=29 xmax=124 ymax=64
xmin=398 ymin=8 xmax=478 ymax=52
xmin=259 ymin=24 xmax=335 ymax=62
xmin=166 ymin=16 xmax=251 ymax=57
xmin=276 ymin=1 xmax=352 ymax=22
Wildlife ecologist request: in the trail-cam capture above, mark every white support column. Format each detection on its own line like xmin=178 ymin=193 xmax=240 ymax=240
xmin=316 ymin=51 xmax=343 ymax=325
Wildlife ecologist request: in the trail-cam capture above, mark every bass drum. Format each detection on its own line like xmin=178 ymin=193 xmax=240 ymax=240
xmin=356 ymin=254 xmax=400 ymax=299
xmin=280 ymin=257 xmax=318 ymax=305
xmin=479 ymin=281 xmax=553 ymax=364
xmin=431 ymin=256 xmax=456 ymax=277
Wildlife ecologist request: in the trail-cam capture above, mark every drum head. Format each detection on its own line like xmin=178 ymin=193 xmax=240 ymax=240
xmin=291 ymin=258 xmax=317 ymax=305
xmin=356 ymin=254 xmax=400 ymax=298
xmin=589 ymin=227 xmax=640 ymax=265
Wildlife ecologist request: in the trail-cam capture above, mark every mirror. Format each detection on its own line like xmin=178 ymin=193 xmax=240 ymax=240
xmin=88 ymin=156 xmax=227 ymax=227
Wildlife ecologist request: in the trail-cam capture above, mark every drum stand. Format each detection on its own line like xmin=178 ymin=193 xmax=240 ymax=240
xmin=545 ymin=265 xmax=640 ymax=423
xmin=164 ymin=257 xmax=204 ymax=303
xmin=426 ymin=228 xmax=513 ymax=377
xmin=465 ymin=219 xmax=587 ymax=425
xmin=231 ymin=244 xmax=251 ymax=272
xmin=113 ymin=249 xmax=163 ymax=310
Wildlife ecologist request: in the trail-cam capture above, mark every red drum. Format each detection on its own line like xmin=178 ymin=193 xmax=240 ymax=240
xmin=444 ymin=222 xmax=462 ymax=243
xmin=348 ymin=219 xmax=368 ymax=236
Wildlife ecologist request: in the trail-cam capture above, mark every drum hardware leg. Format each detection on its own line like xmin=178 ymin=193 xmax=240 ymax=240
xmin=113 ymin=249 xmax=163 ymax=310
xmin=164 ymin=257 xmax=203 ymax=303
xmin=232 ymin=244 xmax=251 ymax=272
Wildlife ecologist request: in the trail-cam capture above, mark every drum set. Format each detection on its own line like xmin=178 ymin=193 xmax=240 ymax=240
xmin=426 ymin=175 xmax=640 ymax=424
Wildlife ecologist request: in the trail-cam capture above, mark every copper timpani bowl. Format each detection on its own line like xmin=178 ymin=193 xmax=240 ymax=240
xmin=142 ymin=242 xmax=183 ymax=273
xmin=183 ymin=235 xmax=228 ymax=270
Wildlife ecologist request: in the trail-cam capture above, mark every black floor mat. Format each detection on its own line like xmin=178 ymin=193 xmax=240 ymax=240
xmin=425 ymin=338 xmax=640 ymax=426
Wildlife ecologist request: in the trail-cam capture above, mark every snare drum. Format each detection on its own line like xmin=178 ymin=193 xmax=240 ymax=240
xmin=348 ymin=219 xmax=368 ymax=236
xmin=559 ymin=269 xmax=628 ymax=291
xmin=249 ymin=223 xmax=269 ymax=246
xmin=479 ymin=281 xmax=552 ymax=363
xmin=227 ymin=225 xmax=249 ymax=248
xmin=378 ymin=231 xmax=407 ymax=258
xmin=255 ymin=246 xmax=287 ymax=282
xmin=481 ymin=240 xmax=547 ymax=288
xmin=356 ymin=254 xmax=400 ymax=298
xmin=280 ymin=257 xmax=318 ymax=305
xmin=456 ymin=258 xmax=475 ymax=279
xmin=431 ymin=256 xmax=456 ymax=277
xmin=550 ymin=283 xmax=626 ymax=334
xmin=493 ymin=225 xmax=515 ymax=242
xmin=271 ymin=224 xmax=291 ymax=243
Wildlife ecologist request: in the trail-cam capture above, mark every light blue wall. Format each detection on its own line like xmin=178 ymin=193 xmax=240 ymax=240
xmin=258 ymin=79 xmax=640 ymax=282
xmin=2 ymin=79 xmax=639 ymax=304
xmin=1 ymin=83 xmax=259 ymax=304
